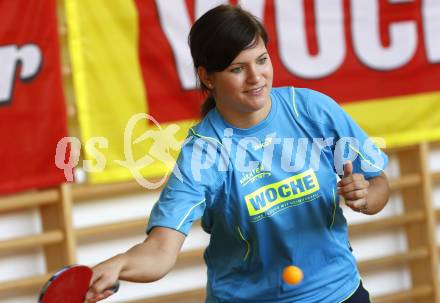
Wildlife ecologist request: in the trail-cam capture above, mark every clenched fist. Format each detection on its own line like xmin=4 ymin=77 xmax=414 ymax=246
xmin=337 ymin=161 xmax=370 ymax=213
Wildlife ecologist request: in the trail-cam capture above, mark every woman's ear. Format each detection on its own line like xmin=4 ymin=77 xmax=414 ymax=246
xmin=197 ymin=66 xmax=214 ymax=89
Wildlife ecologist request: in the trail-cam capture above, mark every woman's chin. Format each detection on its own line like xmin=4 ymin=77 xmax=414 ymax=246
xmin=243 ymin=94 xmax=270 ymax=111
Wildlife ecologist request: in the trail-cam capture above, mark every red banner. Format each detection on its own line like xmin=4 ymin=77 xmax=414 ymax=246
xmin=0 ymin=0 xmax=68 ymax=195
xmin=64 ymin=0 xmax=440 ymax=183
xmin=136 ymin=0 xmax=440 ymax=123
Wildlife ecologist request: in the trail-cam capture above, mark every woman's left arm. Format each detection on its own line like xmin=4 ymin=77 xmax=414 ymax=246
xmin=338 ymin=161 xmax=390 ymax=215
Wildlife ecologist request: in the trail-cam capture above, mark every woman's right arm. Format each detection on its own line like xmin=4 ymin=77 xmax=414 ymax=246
xmin=85 ymin=227 xmax=186 ymax=302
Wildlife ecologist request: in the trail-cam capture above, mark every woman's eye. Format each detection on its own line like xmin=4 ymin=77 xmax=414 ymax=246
xmin=258 ymin=57 xmax=268 ymax=64
xmin=230 ymin=67 xmax=243 ymax=73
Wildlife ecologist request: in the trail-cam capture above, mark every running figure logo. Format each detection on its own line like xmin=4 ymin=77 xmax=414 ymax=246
xmin=115 ymin=113 xmax=183 ymax=189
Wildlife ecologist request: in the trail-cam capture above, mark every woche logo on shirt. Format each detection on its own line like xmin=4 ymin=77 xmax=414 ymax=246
xmin=245 ymin=169 xmax=321 ymax=222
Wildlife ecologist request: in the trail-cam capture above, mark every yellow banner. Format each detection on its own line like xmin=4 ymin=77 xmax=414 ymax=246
xmin=343 ymin=92 xmax=440 ymax=148
xmin=65 ymin=0 xmax=196 ymax=184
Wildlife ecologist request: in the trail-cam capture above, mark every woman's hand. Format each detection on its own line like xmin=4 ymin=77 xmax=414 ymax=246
xmin=337 ymin=161 xmax=370 ymax=213
xmin=337 ymin=161 xmax=390 ymax=215
xmin=85 ymin=254 xmax=126 ymax=303
xmin=84 ymin=227 xmax=186 ymax=302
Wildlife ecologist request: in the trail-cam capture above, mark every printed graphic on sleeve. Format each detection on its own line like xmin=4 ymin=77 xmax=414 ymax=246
xmin=245 ymin=169 xmax=320 ymax=222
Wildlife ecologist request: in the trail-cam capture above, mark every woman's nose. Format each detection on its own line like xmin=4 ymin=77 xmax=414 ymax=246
xmin=247 ymin=67 xmax=261 ymax=84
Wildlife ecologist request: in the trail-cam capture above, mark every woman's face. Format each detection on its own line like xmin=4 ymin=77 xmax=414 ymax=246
xmin=210 ymin=37 xmax=273 ymax=119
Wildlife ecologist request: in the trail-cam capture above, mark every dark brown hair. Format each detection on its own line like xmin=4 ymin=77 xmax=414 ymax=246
xmin=188 ymin=5 xmax=268 ymax=117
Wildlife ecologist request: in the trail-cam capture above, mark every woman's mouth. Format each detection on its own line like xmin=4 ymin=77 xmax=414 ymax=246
xmin=244 ymin=86 xmax=265 ymax=96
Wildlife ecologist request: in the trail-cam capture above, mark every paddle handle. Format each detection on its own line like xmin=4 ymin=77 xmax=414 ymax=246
xmin=107 ymin=281 xmax=120 ymax=293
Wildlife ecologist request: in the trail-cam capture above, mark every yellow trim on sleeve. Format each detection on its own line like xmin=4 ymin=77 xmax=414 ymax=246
xmin=176 ymin=199 xmax=206 ymax=231
xmin=330 ymin=188 xmax=337 ymax=229
xmin=348 ymin=144 xmax=384 ymax=172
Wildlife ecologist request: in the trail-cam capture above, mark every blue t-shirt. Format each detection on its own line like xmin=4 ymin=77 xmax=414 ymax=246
xmin=147 ymin=87 xmax=388 ymax=303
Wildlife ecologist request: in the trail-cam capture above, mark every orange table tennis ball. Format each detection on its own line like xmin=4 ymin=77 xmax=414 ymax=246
xmin=283 ymin=265 xmax=303 ymax=285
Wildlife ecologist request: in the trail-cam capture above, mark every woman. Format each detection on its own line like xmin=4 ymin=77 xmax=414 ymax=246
xmin=86 ymin=5 xmax=389 ymax=303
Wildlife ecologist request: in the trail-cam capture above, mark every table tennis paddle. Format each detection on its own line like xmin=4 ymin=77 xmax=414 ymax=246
xmin=38 ymin=264 xmax=119 ymax=303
